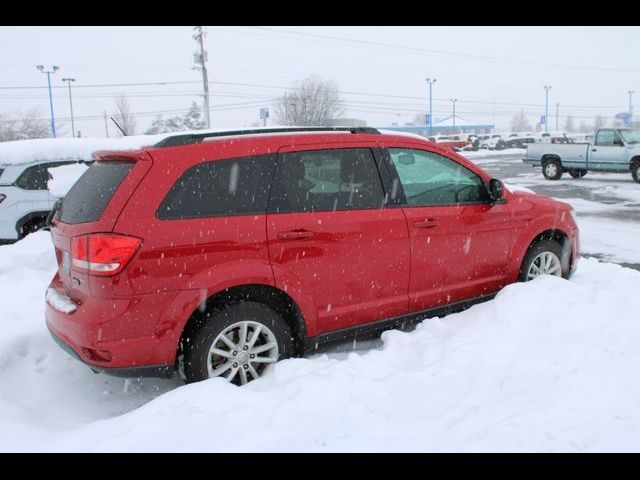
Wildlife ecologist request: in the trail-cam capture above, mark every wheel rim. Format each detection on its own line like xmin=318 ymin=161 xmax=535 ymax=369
xmin=527 ymin=251 xmax=562 ymax=280
xmin=207 ymin=321 xmax=279 ymax=385
xmin=544 ymin=163 xmax=558 ymax=177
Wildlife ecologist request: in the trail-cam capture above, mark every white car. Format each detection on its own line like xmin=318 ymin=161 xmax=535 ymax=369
xmin=0 ymin=159 xmax=90 ymax=242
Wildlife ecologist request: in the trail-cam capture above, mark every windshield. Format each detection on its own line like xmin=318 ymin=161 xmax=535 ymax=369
xmin=619 ymin=129 xmax=640 ymax=144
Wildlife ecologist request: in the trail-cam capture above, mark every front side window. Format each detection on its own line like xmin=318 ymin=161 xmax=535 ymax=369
xmin=157 ymin=155 xmax=276 ymax=220
xmin=268 ymin=148 xmax=385 ymax=213
xmin=388 ymin=148 xmax=488 ymax=206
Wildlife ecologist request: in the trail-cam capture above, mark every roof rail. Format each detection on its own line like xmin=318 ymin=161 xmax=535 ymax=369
xmin=153 ymin=126 xmax=381 ymax=148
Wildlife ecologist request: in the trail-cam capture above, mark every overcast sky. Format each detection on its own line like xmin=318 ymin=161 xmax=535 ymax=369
xmin=2 ymin=26 xmax=639 ymax=137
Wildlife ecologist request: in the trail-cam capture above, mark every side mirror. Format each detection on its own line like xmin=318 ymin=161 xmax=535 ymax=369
xmin=487 ymin=178 xmax=503 ymax=203
xmin=613 ymin=138 xmax=624 ymax=146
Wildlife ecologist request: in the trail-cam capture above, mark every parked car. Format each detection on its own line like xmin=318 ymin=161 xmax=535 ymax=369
xmin=502 ymin=137 xmax=535 ymax=149
xmin=524 ymin=128 xmax=640 ymax=181
xmin=46 ymin=126 xmax=579 ymax=386
xmin=427 ymin=135 xmax=468 ymax=151
xmin=0 ymin=156 xmax=91 ymax=243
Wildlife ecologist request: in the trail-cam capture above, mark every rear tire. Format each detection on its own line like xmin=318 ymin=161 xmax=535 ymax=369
xmin=542 ymin=158 xmax=563 ymax=180
xmin=182 ymin=301 xmax=294 ymax=385
xmin=568 ymin=169 xmax=587 ymax=179
xmin=632 ymin=163 xmax=640 ymax=183
xmin=16 ymin=217 xmax=47 ymax=240
xmin=519 ymin=239 xmax=570 ymax=281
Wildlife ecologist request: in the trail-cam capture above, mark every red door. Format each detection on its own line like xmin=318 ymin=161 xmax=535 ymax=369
xmin=381 ymin=145 xmax=512 ymax=311
xmin=267 ymin=145 xmax=410 ymax=336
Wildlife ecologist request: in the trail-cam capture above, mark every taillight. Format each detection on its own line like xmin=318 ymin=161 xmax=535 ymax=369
xmin=0 ymin=194 xmax=6 ymax=203
xmin=71 ymin=234 xmax=141 ymax=276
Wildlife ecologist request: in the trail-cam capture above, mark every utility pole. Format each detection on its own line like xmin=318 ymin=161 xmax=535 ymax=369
xmin=544 ymin=85 xmax=552 ymax=133
xmin=555 ymin=103 xmax=560 ymax=131
xmin=104 ymin=111 xmax=109 ymax=138
xmin=193 ymin=26 xmax=211 ymax=128
xmin=628 ymin=90 xmax=635 ymax=125
xmin=426 ymin=78 xmax=436 ymax=135
xmin=450 ymin=98 xmax=458 ymax=134
xmin=62 ymin=77 xmax=76 ymax=137
xmin=36 ymin=65 xmax=59 ymax=138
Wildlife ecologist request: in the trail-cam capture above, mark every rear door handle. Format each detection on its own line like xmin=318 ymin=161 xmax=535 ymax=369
xmin=277 ymin=229 xmax=315 ymax=240
xmin=413 ymin=219 xmax=440 ymax=229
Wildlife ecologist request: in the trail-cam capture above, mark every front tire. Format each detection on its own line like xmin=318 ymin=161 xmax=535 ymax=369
xmin=542 ymin=158 xmax=563 ymax=180
xmin=519 ymin=239 xmax=570 ymax=281
xmin=182 ymin=301 xmax=294 ymax=385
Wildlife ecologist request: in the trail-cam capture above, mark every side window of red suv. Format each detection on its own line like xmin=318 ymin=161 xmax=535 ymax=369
xmin=157 ymin=155 xmax=276 ymax=220
xmin=268 ymin=148 xmax=385 ymax=213
xmin=388 ymin=148 xmax=488 ymax=206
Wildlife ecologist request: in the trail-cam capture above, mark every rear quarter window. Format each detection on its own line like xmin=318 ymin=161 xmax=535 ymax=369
xmin=58 ymin=161 xmax=133 ymax=224
xmin=157 ymin=154 xmax=276 ymax=220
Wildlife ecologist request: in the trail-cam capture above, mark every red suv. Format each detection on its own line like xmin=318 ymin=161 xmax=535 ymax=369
xmin=45 ymin=127 xmax=579 ymax=385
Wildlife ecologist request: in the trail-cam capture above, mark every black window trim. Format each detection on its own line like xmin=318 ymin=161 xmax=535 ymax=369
xmin=155 ymin=153 xmax=278 ymax=221
xmin=381 ymin=146 xmax=491 ymax=208
xmin=266 ymin=146 xmax=388 ymax=215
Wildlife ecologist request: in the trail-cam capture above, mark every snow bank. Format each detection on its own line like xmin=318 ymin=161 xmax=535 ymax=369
xmin=47 ymin=163 xmax=89 ymax=198
xmin=0 ymin=127 xmax=236 ymax=167
xmin=1 ymin=233 xmax=640 ymax=452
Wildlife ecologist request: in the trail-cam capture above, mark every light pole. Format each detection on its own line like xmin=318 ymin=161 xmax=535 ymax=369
xmin=450 ymin=98 xmax=457 ymax=134
xmin=543 ymin=85 xmax=552 ymax=133
xmin=555 ymin=103 xmax=560 ymax=131
xmin=628 ymin=90 xmax=635 ymax=125
xmin=37 ymin=65 xmax=59 ymax=138
xmin=62 ymin=77 xmax=76 ymax=137
xmin=426 ymin=78 xmax=437 ymax=136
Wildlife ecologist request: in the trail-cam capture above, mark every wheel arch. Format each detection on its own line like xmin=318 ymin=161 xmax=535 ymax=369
xmin=515 ymin=228 xmax=573 ymax=280
xmin=177 ymin=283 xmax=308 ymax=360
xmin=15 ymin=210 xmax=50 ymax=238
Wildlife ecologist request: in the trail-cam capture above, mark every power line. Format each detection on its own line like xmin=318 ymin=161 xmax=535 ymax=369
xmin=231 ymin=26 xmax=640 ymax=74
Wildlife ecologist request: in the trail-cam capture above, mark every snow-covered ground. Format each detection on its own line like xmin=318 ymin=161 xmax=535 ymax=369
xmin=1 ymin=231 xmax=640 ymax=452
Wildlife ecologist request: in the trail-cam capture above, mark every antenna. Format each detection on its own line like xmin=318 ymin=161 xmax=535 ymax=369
xmin=110 ymin=117 xmax=126 ymax=136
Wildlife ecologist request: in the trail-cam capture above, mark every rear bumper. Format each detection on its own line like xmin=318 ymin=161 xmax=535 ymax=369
xmin=47 ymin=325 xmax=174 ymax=378
xmin=45 ymin=273 xmax=188 ymax=377
xmin=0 ymin=218 xmax=18 ymax=241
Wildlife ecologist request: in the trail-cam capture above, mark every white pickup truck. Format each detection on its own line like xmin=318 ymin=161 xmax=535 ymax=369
xmin=523 ymin=128 xmax=640 ymax=182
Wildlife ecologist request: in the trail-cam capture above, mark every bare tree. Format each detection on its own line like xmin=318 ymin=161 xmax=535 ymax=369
xmin=594 ymin=114 xmax=607 ymax=130
xmin=274 ymin=75 xmax=345 ymax=126
xmin=578 ymin=120 xmax=592 ymax=133
xmin=564 ymin=115 xmax=575 ymax=132
xmin=0 ymin=108 xmax=50 ymax=142
xmin=510 ymin=110 xmax=532 ymax=132
xmin=113 ymin=96 xmax=137 ymax=135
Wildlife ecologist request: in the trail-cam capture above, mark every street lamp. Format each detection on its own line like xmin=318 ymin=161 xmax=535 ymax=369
xmin=426 ymin=78 xmax=437 ymax=136
xmin=543 ymin=85 xmax=552 ymax=133
xmin=450 ymin=98 xmax=458 ymax=134
xmin=62 ymin=78 xmax=76 ymax=137
xmin=628 ymin=90 xmax=635 ymax=125
xmin=37 ymin=65 xmax=59 ymax=138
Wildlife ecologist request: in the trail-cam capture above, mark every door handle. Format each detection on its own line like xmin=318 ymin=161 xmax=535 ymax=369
xmin=413 ymin=219 xmax=440 ymax=229
xmin=277 ymin=229 xmax=315 ymax=240
xmin=592 ymin=149 xmax=597 ymax=152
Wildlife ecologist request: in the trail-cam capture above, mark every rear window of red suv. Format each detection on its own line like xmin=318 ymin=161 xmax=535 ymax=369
xmin=58 ymin=161 xmax=134 ymax=224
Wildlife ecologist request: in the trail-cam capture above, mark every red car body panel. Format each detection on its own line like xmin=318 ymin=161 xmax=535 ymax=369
xmin=45 ymin=131 xmax=579 ymax=374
